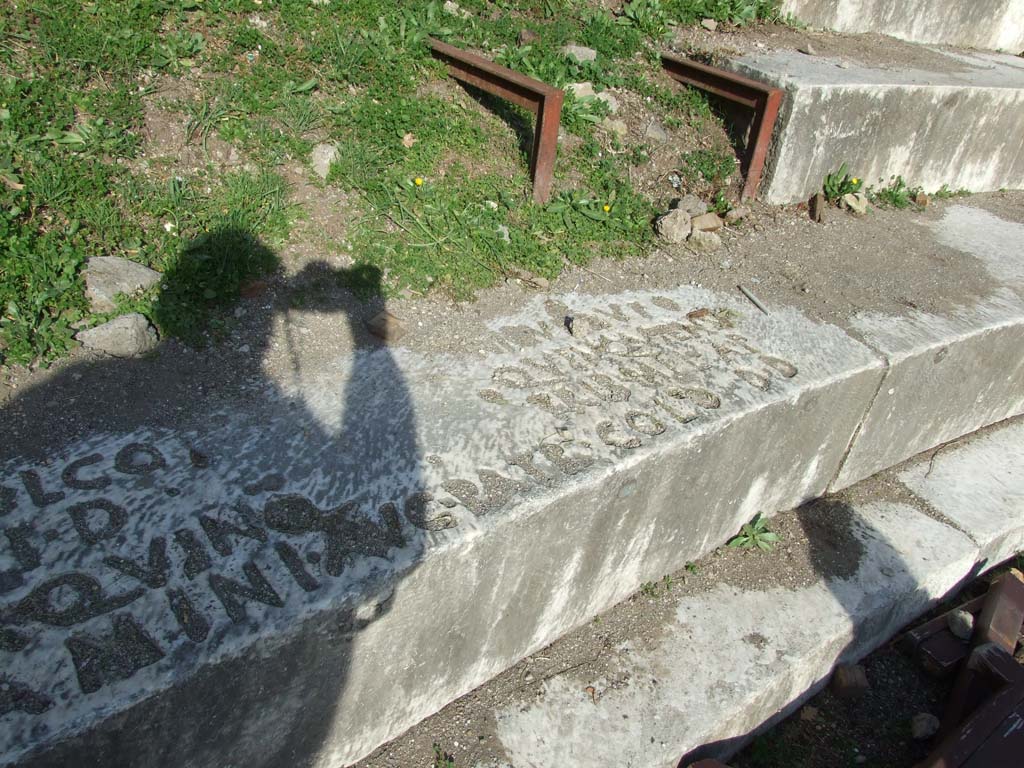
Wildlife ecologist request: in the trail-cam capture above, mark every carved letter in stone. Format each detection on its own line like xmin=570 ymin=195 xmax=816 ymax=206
xmin=263 ymin=495 xmax=405 ymax=578
xmin=4 ymin=523 xmax=41 ymax=570
xmin=0 ymin=678 xmax=53 ymax=716
xmin=0 ymin=485 xmax=16 ymax=517
xmin=199 ymin=504 xmax=268 ymax=556
xmin=113 ymin=443 xmax=167 ymax=475
xmin=625 ymin=411 xmax=666 ymax=437
xmin=15 ymin=573 xmax=144 ymax=628
xmin=19 ymin=470 xmax=64 ymax=508
xmin=508 ymin=451 xmax=556 ymax=488
xmin=65 ymin=614 xmax=165 ymax=694
xmin=597 ymin=420 xmax=642 ymax=449
xmin=442 ymin=470 xmax=530 ymax=517
xmin=404 ymin=492 xmax=457 ymax=532
xmin=103 ymin=538 xmax=170 ymax=589
xmin=275 ymin=541 xmax=320 ymax=592
xmin=583 ymin=374 xmax=631 ymax=403
xmin=61 ymin=454 xmax=111 ymax=491
xmin=209 ymin=560 xmax=284 ymax=623
xmin=68 ymin=499 xmax=128 ymax=545
xmin=539 ymin=443 xmax=594 ymax=476
xmin=173 ymin=528 xmax=213 ymax=580
xmin=166 ymin=588 xmax=211 ymax=643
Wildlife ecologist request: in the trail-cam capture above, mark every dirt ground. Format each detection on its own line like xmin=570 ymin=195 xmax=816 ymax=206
xmin=732 ymin=563 xmax=1024 ymax=768
xmin=670 ymin=23 xmax=978 ymax=74
xmin=3 ymin=189 xmax=1021 ymax=464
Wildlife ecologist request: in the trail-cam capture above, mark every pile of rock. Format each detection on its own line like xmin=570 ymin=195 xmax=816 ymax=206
xmin=655 ymin=194 xmax=746 ymax=251
xmin=75 ymin=256 xmax=161 ymax=357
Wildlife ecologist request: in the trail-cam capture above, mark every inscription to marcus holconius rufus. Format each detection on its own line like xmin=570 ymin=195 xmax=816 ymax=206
xmin=0 ymin=293 xmax=797 ymax=746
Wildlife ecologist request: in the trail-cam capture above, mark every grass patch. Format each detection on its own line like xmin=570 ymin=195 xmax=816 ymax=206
xmin=869 ymin=175 xmax=923 ymax=209
xmin=1 ymin=0 xmax=782 ymax=367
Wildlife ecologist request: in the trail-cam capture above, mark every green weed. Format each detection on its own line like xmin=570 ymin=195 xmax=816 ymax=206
xmin=679 ymin=148 xmax=736 ymax=186
xmin=665 ymin=0 xmax=781 ymax=26
xmin=932 ymin=184 xmax=971 ymax=200
xmin=870 ymin=175 xmax=923 ymax=209
xmin=822 ymin=162 xmax=862 ymax=202
xmin=432 ymin=743 xmax=456 ymax=768
xmin=619 ymin=0 xmax=674 ymax=39
xmin=727 ymin=513 xmax=781 ymax=551
xmin=640 ymin=581 xmax=660 ymax=597
xmin=1 ymin=0 xmax=732 ymax=367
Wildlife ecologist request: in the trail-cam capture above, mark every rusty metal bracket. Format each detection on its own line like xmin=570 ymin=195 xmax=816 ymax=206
xmin=428 ymin=38 xmax=564 ymax=204
xmin=660 ymin=53 xmax=783 ymax=201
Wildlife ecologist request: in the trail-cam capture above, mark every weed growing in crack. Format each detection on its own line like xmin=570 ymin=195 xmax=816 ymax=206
xmin=727 ymin=513 xmax=781 ymax=551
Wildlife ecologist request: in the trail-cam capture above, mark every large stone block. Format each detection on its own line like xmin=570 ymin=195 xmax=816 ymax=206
xmin=834 ymin=291 xmax=1024 ymax=489
xmin=0 ymin=288 xmax=882 ymax=767
xmin=900 ymin=419 xmax=1024 ymax=570
xmin=493 ymin=501 xmax=979 ymax=767
xmin=729 ymin=49 xmax=1024 ymax=204
xmin=780 ymin=0 xmax=1024 ymax=52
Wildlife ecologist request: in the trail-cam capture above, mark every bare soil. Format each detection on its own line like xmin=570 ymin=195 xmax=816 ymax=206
xmin=671 ymin=24 xmax=978 ymax=75
xmin=3 ymin=191 xmax=1021 ymax=464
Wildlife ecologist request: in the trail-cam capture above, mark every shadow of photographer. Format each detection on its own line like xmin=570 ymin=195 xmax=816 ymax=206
xmin=1 ymin=227 xmax=429 ymax=768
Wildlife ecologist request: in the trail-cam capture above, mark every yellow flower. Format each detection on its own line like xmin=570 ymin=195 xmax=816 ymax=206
xmin=414 ymin=177 xmax=423 ymax=186
xmin=852 ymin=177 xmax=860 ymax=185
xmin=602 ymin=204 xmax=611 ymax=212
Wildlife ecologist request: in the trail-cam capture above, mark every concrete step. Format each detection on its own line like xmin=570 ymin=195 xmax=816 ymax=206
xmin=780 ymin=0 xmax=1024 ymax=53
xmin=1 ymin=202 xmax=1023 ymax=767
xmin=722 ymin=43 xmax=1024 ymax=203
xmin=482 ymin=417 xmax=1024 ymax=768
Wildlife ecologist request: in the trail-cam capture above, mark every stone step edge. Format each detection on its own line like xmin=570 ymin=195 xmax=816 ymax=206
xmin=488 ymin=418 xmax=1024 ymax=768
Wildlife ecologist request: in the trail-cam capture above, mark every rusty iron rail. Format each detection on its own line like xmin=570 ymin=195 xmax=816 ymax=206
xmin=660 ymin=53 xmax=783 ymax=201
xmin=428 ymin=38 xmax=564 ymax=204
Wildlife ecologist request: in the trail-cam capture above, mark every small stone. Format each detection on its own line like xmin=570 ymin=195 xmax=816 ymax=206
xmin=673 ymin=194 xmax=707 ymax=217
xmin=691 ymin=212 xmax=724 ymax=232
xmin=568 ymin=82 xmax=596 ymax=99
xmin=84 ymin=256 xmax=162 ymax=313
xmin=947 ymin=609 xmax=974 ymax=640
xmin=565 ymin=314 xmax=599 ymax=338
xmin=366 ymin=310 xmax=406 ymax=343
xmin=831 ymin=664 xmax=870 ymax=699
xmin=596 ymin=91 xmax=619 ymax=113
xmin=561 ymin=44 xmax=597 ymax=62
xmin=496 ymin=224 xmax=511 ymax=244
xmin=809 ymin=191 xmax=827 ymax=223
xmin=841 ymin=192 xmax=870 ymax=215
xmin=654 ymin=209 xmax=692 ymax=243
xmin=442 ymin=0 xmax=471 ymax=19
xmin=644 ymin=120 xmax=669 ymax=144
xmin=914 ymin=191 xmax=930 ymax=207
xmin=798 ymin=43 xmax=817 ymax=56
xmin=800 ymin=705 xmax=820 ymax=722
xmin=911 ymin=712 xmax=940 ymax=740
xmin=724 ymin=206 xmax=750 ymax=223
xmin=310 ymin=143 xmax=339 ymax=179
xmin=510 ymin=268 xmax=548 ymax=289
xmin=700 ymin=18 xmax=718 ymax=32
xmin=687 ymin=229 xmax=721 ymax=251
xmin=75 ymin=314 xmax=158 ymax=358
xmin=517 ymin=29 xmax=539 ymax=47
xmin=601 ymin=118 xmax=628 ymax=138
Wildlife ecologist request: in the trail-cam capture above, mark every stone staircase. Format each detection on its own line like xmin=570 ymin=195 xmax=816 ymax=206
xmin=683 ymin=6 xmax=1024 ymax=204
xmin=780 ymin=0 xmax=1024 ymax=51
